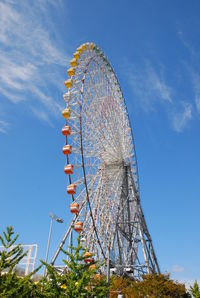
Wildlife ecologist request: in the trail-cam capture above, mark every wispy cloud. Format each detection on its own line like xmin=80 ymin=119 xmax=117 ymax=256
xmin=122 ymin=58 xmax=195 ymax=133
xmin=123 ymin=60 xmax=172 ymax=112
xmin=31 ymin=107 xmax=53 ymax=127
xmin=172 ymin=265 xmax=184 ymax=273
xmin=0 ymin=1 xmax=67 ymax=124
xmin=172 ymin=102 xmax=192 ymax=133
xmin=190 ymin=70 xmax=200 ymax=114
xmin=178 ymin=31 xmax=200 ymax=115
xmin=0 ymin=120 xmax=9 ymax=134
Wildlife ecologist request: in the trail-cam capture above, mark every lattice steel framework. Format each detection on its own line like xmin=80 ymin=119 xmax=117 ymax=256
xmin=52 ymin=42 xmax=160 ymax=278
xmin=0 ymin=244 xmax=37 ymax=276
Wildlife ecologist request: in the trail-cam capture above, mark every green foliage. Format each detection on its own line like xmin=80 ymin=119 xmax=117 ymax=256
xmin=134 ymin=273 xmax=191 ymax=298
xmin=0 ymin=227 xmax=108 ymax=297
xmin=38 ymin=263 xmax=65 ymax=298
xmin=0 ymin=271 xmax=40 ymax=298
xmin=62 ymin=237 xmax=95 ymax=297
xmin=0 ymin=226 xmax=195 ymax=298
xmin=110 ymin=274 xmax=191 ymax=298
xmin=190 ymin=280 xmax=200 ymax=298
xmin=0 ymin=226 xmax=40 ymax=297
xmin=0 ymin=226 xmax=27 ymax=274
xmin=40 ymin=235 xmax=108 ymax=298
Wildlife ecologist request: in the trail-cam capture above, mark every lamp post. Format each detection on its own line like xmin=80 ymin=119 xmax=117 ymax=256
xmin=44 ymin=213 xmax=64 ymax=276
xmin=107 ymin=244 xmax=110 ymax=298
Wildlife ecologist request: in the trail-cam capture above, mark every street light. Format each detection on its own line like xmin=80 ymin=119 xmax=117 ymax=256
xmin=44 ymin=213 xmax=64 ymax=276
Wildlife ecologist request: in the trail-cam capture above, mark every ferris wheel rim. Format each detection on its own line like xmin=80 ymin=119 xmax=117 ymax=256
xmin=51 ymin=42 xmax=160 ymax=277
xmin=63 ymin=42 xmax=140 ymax=264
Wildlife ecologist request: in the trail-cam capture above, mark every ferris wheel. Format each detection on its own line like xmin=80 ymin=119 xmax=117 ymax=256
xmin=52 ymin=42 xmax=160 ymax=277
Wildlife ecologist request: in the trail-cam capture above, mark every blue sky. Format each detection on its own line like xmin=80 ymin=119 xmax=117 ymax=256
xmin=0 ymin=0 xmax=200 ymax=284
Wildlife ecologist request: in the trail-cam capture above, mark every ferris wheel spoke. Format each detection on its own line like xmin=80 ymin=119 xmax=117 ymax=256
xmin=89 ymin=167 xmax=123 ymax=254
xmin=79 ymin=171 xmax=104 ymax=252
xmin=81 ymin=99 xmax=123 ymax=158
xmin=73 ymin=171 xmax=102 ymax=212
xmin=80 ymin=103 xmax=121 ymax=161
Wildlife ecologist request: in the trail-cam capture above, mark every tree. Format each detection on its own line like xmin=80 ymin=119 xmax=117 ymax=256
xmin=0 ymin=227 xmax=107 ymax=297
xmin=0 ymin=226 xmax=27 ymax=275
xmin=40 ymin=235 xmax=108 ymax=297
xmin=134 ymin=273 xmax=191 ymax=298
xmin=190 ymin=280 xmax=200 ymax=298
xmin=110 ymin=273 xmax=191 ymax=298
xmin=110 ymin=276 xmax=133 ymax=297
xmin=0 ymin=226 xmax=39 ymax=297
xmin=0 ymin=227 xmax=194 ymax=298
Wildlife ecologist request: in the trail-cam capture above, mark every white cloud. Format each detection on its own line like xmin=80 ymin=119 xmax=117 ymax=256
xmin=172 ymin=265 xmax=184 ymax=273
xmin=0 ymin=2 xmax=20 ymax=45
xmin=0 ymin=2 xmax=65 ymax=65
xmin=124 ymin=60 xmax=172 ymax=112
xmin=0 ymin=1 xmax=66 ymax=124
xmin=31 ymin=107 xmax=53 ymax=126
xmin=172 ymin=103 xmax=192 ymax=133
xmin=31 ymin=87 xmax=62 ymax=113
xmin=123 ymin=59 xmax=194 ymax=132
xmin=190 ymin=70 xmax=200 ymax=114
xmin=0 ymin=54 xmax=36 ymax=95
xmin=196 ymin=98 xmax=200 ymax=113
xmin=178 ymin=32 xmax=200 ymax=115
xmin=0 ymin=120 xmax=9 ymax=134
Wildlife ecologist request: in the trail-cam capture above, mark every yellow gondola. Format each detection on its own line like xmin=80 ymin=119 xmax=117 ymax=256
xmin=73 ymin=51 xmax=80 ymax=59
xmin=64 ymin=79 xmax=73 ymax=89
xmin=70 ymin=58 xmax=78 ymax=67
xmin=67 ymin=67 xmax=75 ymax=77
xmin=62 ymin=108 xmax=70 ymax=119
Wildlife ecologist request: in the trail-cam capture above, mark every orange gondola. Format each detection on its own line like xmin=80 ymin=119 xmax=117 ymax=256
xmin=62 ymin=145 xmax=72 ymax=155
xmin=84 ymin=252 xmax=93 ymax=263
xmin=62 ymin=126 xmax=71 ymax=136
xmin=94 ymin=274 xmax=101 ymax=280
xmin=70 ymin=202 xmax=79 ymax=214
xmin=89 ymin=264 xmax=96 ymax=271
xmin=67 ymin=184 xmax=76 ymax=195
xmin=64 ymin=164 xmax=74 ymax=175
xmin=74 ymin=222 xmax=83 ymax=232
